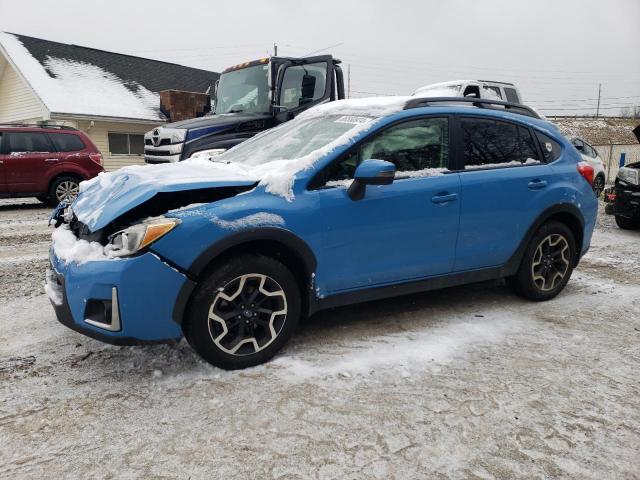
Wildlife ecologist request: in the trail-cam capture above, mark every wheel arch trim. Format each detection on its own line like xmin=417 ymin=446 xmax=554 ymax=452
xmin=171 ymin=227 xmax=317 ymax=325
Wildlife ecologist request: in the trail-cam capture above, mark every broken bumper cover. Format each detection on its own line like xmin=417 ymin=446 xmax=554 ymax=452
xmin=48 ymin=248 xmax=193 ymax=345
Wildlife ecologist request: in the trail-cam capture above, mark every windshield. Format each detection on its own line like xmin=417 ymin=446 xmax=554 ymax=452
xmin=215 ymin=64 xmax=270 ymax=114
xmin=218 ymin=114 xmax=376 ymax=167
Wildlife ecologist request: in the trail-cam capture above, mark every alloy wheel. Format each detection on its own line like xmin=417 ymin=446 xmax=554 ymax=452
xmin=55 ymin=181 xmax=79 ymax=202
xmin=531 ymin=234 xmax=570 ymax=291
xmin=207 ymin=273 xmax=288 ymax=356
xmin=592 ymin=177 xmax=604 ymax=197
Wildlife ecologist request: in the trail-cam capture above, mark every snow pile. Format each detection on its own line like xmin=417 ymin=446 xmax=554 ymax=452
xmin=51 ymin=225 xmax=110 ymax=264
xmin=44 ymin=269 xmax=63 ymax=305
xmin=398 ymin=167 xmax=448 ymax=178
xmin=465 ymin=158 xmax=541 ymax=170
xmin=0 ymin=32 xmax=163 ymax=121
xmin=274 ymin=313 xmax=528 ymax=379
xmin=211 ymin=212 xmax=285 ymax=230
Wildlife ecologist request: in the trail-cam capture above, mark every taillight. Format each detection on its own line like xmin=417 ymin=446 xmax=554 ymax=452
xmin=606 ymin=192 xmax=616 ymax=202
xmin=577 ymin=161 xmax=594 ymax=185
xmin=89 ymin=153 xmax=103 ymax=167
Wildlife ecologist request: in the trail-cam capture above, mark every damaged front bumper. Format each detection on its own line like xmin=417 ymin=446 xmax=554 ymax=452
xmin=47 ymin=247 xmax=194 ymax=345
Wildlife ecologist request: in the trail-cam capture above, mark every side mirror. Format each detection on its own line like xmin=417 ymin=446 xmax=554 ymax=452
xmin=348 ymin=159 xmax=396 ymax=201
xmin=299 ymin=73 xmax=316 ymax=106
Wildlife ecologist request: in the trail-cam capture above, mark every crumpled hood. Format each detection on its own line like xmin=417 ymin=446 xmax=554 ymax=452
xmin=72 ymin=159 xmax=258 ymax=231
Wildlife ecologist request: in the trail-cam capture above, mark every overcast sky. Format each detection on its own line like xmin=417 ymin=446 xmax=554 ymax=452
xmin=1 ymin=0 xmax=639 ymax=116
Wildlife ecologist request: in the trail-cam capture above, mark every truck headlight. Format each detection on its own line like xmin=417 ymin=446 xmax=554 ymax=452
xmin=189 ymin=149 xmax=227 ymax=161
xmin=106 ymin=218 xmax=180 ymax=257
xmin=618 ymin=167 xmax=639 ymax=186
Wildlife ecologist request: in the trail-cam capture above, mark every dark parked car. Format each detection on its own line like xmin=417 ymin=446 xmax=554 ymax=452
xmin=604 ymin=162 xmax=640 ymax=229
xmin=0 ymin=124 xmax=103 ymax=206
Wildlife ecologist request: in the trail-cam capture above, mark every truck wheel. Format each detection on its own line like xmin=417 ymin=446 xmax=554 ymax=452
xmin=48 ymin=176 xmax=80 ymax=206
xmin=615 ymin=215 xmax=640 ymax=230
xmin=507 ymin=221 xmax=576 ymax=301
xmin=184 ymin=254 xmax=301 ymax=370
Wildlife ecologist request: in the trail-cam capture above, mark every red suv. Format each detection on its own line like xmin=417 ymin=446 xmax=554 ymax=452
xmin=0 ymin=124 xmax=104 ymax=206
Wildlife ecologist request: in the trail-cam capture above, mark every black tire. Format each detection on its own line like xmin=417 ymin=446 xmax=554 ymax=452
xmin=184 ymin=254 xmax=301 ymax=370
xmin=507 ymin=221 xmax=576 ymax=301
xmin=615 ymin=215 xmax=640 ymax=230
xmin=592 ymin=175 xmax=605 ymax=198
xmin=48 ymin=176 xmax=81 ymax=207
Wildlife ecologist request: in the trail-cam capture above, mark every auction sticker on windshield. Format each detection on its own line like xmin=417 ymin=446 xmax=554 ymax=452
xmin=334 ymin=116 xmax=373 ymax=125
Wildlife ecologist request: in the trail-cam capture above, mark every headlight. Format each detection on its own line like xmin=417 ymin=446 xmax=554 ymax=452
xmin=618 ymin=167 xmax=639 ymax=186
xmin=189 ymin=149 xmax=227 ymax=161
xmin=106 ymin=218 xmax=180 ymax=257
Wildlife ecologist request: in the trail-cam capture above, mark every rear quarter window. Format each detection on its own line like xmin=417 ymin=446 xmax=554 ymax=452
xmin=504 ymin=88 xmax=519 ymax=103
xmin=535 ymin=131 xmax=562 ymax=163
xmin=48 ymin=132 xmax=86 ymax=152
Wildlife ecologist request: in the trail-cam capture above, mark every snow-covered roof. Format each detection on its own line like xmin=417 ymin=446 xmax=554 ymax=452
xmin=0 ymin=32 xmax=219 ymax=122
xmin=551 ymin=117 xmax=640 ymax=145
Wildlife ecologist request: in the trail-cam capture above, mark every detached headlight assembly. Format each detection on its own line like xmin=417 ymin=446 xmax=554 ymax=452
xmin=618 ymin=167 xmax=639 ymax=186
xmin=107 ymin=218 xmax=180 ymax=257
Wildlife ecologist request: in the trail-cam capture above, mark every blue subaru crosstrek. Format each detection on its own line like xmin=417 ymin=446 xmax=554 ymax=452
xmin=47 ymin=96 xmax=598 ymax=369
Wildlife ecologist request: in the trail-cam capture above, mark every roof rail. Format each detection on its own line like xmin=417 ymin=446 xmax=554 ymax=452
xmin=403 ymin=97 xmax=540 ymax=119
xmin=0 ymin=123 xmax=77 ymax=130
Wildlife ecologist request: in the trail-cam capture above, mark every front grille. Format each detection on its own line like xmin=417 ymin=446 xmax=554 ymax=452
xmin=145 ymin=139 xmax=171 ymax=146
xmin=144 ymin=149 xmax=172 ymax=156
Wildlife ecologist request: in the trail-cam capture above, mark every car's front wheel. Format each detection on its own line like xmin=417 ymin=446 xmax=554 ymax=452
xmin=507 ymin=221 xmax=576 ymax=301
xmin=184 ymin=254 xmax=301 ymax=370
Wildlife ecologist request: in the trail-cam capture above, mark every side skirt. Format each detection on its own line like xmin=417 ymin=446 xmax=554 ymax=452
xmin=311 ymin=265 xmax=512 ymax=314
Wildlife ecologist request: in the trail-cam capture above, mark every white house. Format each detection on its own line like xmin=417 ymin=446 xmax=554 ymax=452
xmin=0 ymin=32 xmax=218 ymax=170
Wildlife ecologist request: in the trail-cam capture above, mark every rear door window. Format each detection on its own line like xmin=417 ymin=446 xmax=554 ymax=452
xmin=3 ymin=132 xmax=52 ymax=154
xmin=460 ymin=118 xmax=540 ymax=168
xmin=460 ymin=118 xmax=538 ymax=169
xmin=48 ymin=133 xmax=85 ymax=152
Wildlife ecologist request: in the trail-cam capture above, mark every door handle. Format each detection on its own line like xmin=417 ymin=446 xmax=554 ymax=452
xmin=528 ymin=179 xmax=547 ymax=190
xmin=431 ymin=192 xmax=458 ymax=204
xmin=44 ymin=158 xmax=59 ymax=162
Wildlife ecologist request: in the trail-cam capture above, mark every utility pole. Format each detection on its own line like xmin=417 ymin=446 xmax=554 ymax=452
xmin=274 ymin=43 xmax=278 ymax=56
xmin=347 ymin=63 xmax=351 ymax=99
xmin=596 ymin=83 xmax=601 ymax=118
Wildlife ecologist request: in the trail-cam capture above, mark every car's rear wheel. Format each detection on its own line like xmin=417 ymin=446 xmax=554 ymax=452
xmin=507 ymin=221 xmax=576 ymax=301
xmin=184 ymin=254 xmax=301 ymax=370
xmin=592 ymin=175 xmax=605 ymax=197
xmin=48 ymin=176 xmax=80 ymax=206
xmin=615 ymin=215 xmax=640 ymax=230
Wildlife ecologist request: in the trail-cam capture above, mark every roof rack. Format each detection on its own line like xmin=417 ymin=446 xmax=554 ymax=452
xmin=0 ymin=123 xmax=77 ymax=130
xmin=403 ymin=97 xmax=540 ymax=119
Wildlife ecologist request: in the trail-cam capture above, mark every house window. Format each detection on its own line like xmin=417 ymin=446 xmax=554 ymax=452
xmin=108 ymin=133 xmax=144 ymax=155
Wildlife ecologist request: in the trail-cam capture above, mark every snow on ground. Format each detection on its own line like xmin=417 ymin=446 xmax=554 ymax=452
xmin=0 ymin=199 xmax=639 ymax=479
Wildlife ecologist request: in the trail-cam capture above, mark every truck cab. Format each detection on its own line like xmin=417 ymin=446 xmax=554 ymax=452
xmin=144 ymin=55 xmax=345 ymax=163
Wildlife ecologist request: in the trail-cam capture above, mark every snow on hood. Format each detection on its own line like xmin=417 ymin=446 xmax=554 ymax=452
xmin=0 ymin=32 xmax=163 ymax=121
xmin=73 ymin=96 xmax=413 ymax=231
xmin=73 ymin=159 xmax=257 ymax=231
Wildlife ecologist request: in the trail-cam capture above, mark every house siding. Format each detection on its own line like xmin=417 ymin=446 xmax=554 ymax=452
xmin=74 ymin=120 xmax=158 ymax=171
xmin=0 ymin=60 xmax=46 ymax=123
xmin=593 ymin=144 xmax=640 ymax=183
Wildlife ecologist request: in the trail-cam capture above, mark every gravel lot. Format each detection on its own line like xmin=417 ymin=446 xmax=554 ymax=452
xmin=0 ymin=198 xmax=639 ymax=479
